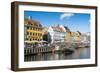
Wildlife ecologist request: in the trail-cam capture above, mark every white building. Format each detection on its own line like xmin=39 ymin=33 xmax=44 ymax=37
xmin=80 ymin=32 xmax=90 ymax=43
xmin=48 ymin=25 xmax=66 ymax=43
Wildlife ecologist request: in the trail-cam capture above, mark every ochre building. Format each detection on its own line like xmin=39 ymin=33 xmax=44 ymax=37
xmin=24 ymin=16 xmax=43 ymax=42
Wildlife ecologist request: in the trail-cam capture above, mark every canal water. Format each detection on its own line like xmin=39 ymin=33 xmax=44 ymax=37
xmin=24 ymin=47 xmax=90 ymax=62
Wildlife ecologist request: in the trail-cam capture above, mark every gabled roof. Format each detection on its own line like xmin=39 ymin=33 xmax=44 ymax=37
xmin=24 ymin=18 xmax=42 ymax=27
xmin=64 ymin=26 xmax=70 ymax=32
xmin=52 ymin=26 xmax=65 ymax=32
xmin=77 ymin=31 xmax=81 ymax=35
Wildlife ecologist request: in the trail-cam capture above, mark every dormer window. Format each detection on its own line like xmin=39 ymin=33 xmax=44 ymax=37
xmin=28 ymin=22 xmax=32 ymax=26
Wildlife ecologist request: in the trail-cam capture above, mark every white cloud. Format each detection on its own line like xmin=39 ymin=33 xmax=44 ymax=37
xmin=60 ymin=13 xmax=74 ymax=20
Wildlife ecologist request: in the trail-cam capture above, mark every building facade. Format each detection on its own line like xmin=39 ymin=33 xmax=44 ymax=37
xmin=48 ymin=25 xmax=66 ymax=44
xmin=24 ymin=16 xmax=43 ymax=42
xmin=62 ymin=26 xmax=71 ymax=43
xmin=72 ymin=31 xmax=81 ymax=43
xmin=65 ymin=32 xmax=71 ymax=43
xmin=80 ymin=32 xmax=90 ymax=43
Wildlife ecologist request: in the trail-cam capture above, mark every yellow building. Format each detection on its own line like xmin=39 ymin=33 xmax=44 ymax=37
xmin=72 ymin=32 xmax=80 ymax=43
xmin=65 ymin=32 xmax=71 ymax=43
xmin=24 ymin=16 xmax=43 ymax=42
xmin=64 ymin=26 xmax=71 ymax=43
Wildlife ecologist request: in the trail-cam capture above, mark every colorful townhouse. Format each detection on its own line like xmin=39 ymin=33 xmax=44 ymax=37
xmin=48 ymin=25 xmax=66 ymax=44
xmin=71 ymin=31 xmax=81 ymax=43
xmin=24 ymin=16 xmax=43 ymax=42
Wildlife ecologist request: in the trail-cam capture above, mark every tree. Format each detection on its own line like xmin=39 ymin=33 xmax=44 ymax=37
xmin=43 ymin=33 xmax=51 ymax=43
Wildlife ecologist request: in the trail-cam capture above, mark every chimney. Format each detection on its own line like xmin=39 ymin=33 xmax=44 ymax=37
xmin=28 ymin=16 xmax=32 ymax=20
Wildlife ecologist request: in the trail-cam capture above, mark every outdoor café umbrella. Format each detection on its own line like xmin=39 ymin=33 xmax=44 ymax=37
xmin=24 ymin=40 xmax=39 ymax=43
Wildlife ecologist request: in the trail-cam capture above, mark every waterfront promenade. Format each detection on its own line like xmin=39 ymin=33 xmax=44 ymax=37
xmin=24 ymin=42 xmax=90 ymax=56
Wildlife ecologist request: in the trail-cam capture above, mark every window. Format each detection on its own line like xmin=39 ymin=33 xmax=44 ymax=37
xmin=27 ymin=27 xmax=29 ymax=29
xmin=34 ymin=23 xmax=37 ymax=27
xmin=28 ymin=22 xmax=32 ymax=26
xmin=40 ymin=33 xmax=41 ymax=36
xmin=30 ymin=27 xmax=32 ymax=30
xmin=25 ymin=38 xmax=28 ymax=40
xmin=30 ymin=32 xmax=32 ymax=35
xmin=27 ymin=32 xmax=29 ymax=35
xmin=36 ymin=28 xmax=37 ymax=31
xmin=28 ymin=38 xmax=30 ymax=41
xmin=30 ymin=39 xmax=32 ymax=41
xmin=38 ymin=33 xmax=39 ymax=36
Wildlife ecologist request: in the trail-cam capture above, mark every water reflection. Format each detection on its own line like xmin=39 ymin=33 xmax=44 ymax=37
xmin=24 ymin=48 xmax=90 ymax=62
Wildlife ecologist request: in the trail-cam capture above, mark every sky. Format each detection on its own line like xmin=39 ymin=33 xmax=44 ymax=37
xmin=24 ymin=11 xmax=90 ymax=33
